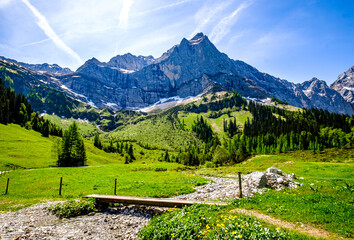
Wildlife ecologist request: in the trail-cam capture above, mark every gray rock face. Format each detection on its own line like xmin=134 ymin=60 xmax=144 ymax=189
xmin=1 ymin=33 xmax=353 ymax=115
xmin=299 ymin=77 xmax=354 ymax=115
xmin=331 ymin=66 xmax=354 ymax=104
xmin=107 ymin=53 xmax=155 ymax=71
xmin=0 ymin=56 xmax=72 ymax=75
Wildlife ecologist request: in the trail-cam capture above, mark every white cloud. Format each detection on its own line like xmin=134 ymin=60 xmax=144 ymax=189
xmin=141 ymin=0 xmax=193 ymax=14
xmin=210 ymin=0 xmax=252 ymax=44
xmin=119 ymin=0 xmax=134 ymax=29
xmin=190 ymin=1 xmax=232 ymax=38
xmin=21 ymin=0 xmax=82 ymax=63
xmin=0 ymin=0 xmax=12 ymax=8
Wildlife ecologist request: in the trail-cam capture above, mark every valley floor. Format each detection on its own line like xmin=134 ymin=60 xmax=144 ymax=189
xmin=0 ymin=170 xmax=346 ymax=240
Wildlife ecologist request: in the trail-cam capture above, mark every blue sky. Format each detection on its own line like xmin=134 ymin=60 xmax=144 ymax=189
xmin=0 ymin=0 xmax=353 ymax=84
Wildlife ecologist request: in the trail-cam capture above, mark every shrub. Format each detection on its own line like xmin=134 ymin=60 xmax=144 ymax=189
xmin=139 ymin=204 xmax=290 ymax=240
xmin=48 ymin=199 xmax=96 ymax=218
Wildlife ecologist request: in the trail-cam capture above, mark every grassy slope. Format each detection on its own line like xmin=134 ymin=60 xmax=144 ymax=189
xmin=0 ymin=123 xmax=121 ymax=169
xmin=107 ymin=114 xmax=199 ymax=151
xmin=43 ymin=114 xmax=100 ymax=138
xmin=196 ymin=149 xmax=354 ymax=238
xmin=0 ymin=124 xmax=57 ymax=168
xmin=178 ymin=110 xmax=252 ymax=139
xmin=0 ymin=123 xmax=208 ymax=211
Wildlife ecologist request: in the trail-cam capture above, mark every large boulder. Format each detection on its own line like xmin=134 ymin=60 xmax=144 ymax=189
xmin=242 ymin=171 xmax=268 ymax=188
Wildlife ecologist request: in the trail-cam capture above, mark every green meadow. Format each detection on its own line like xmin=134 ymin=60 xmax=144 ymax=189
xmin=1 ymin=121 xmax=353 ymax=239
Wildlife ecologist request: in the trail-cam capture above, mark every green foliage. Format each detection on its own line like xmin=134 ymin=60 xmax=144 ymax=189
xmin=139 ymin=204 xmax=304 ymax=240
xmin=223 ymin=117 xmax=238 ymax=137
xmin=0 ymin=78 xmax=63 ymax=138
xmin=197 ymin=150 xmax=354 ymax=238
xmin=271 ymin=97 xmax=289 ymax=105
xmin=184 ymin=90 xmax=246 ymax=114
xmin=232 ymin=180 xmax=354 ymax=238
xmin=93 ymin=134 xmax=102 ymax=149
xmin=43 ymin=114 xmax=100 ymax=138
xmin=109 ymin=113 xmax=197 ymax=151
xmin=48 ymin=199 xmax=96 ymax=218
xmin=192 ymin=116 xmax=214 ymax=143
xmin=57 ymin=122 xmax=86 ymax=167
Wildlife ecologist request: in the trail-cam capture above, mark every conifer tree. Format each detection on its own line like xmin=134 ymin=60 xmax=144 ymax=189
xmin=57 ymin=122 xmax=86 ymax=167
xmin=93 ymin=134 xmax=102 ymax=149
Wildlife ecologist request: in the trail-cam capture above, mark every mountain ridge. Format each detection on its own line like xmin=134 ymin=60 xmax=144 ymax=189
xmin=0 ymin=33 xmax=353 ymax=115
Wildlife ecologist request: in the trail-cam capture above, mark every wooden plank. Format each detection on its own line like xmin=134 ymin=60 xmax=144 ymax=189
xmin=84 ymin=194 xmax=226 ymax=208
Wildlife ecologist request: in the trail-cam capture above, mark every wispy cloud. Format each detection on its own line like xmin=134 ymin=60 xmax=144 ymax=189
xmin=21 ymin=32 xmax=70 ymax=48
xmin=210 ymin=0 xmax=252 ymax=44
xmin=0 ymin=0 xmax=12 ymax=8
xmin=21 ymin=0 xmax=82 ymax=63
xmin=119 ymin=0 xmax=134 ymax=29
xmin=190 ymin=1 xmax=232 ymax=38
xmin=140 ymin=0 xmax=193 ymax=14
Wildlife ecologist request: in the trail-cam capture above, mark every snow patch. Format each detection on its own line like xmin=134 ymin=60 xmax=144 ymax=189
xmin=344 ymin=87 xmax=354 ymax=91
xmin=87 ymin=100 xmax=97 ymax=108
xmin=39 ymin=79 xmax=48 ymax=84
xmin=105 ymin=102 xmax=118 ymax=107
xmin=60 ymin=85 xmax=97 ymax=108
xmin=138 ymin=95 xmax=196 ymax=112
xmin=245 ymin=97 xmax=266 ymax=102
xmin=110 ymin=67 xmax=136 ymax=74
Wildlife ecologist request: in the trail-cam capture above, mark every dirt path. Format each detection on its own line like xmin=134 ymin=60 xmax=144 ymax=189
xmin=232 ymin=208 xmax=338 ymax=239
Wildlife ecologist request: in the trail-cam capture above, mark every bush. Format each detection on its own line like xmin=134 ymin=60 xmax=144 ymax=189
xmin=139 ymin=204 xmax=291 ymax=240
xmin=48 ymin=199 xmax=96 ymax=218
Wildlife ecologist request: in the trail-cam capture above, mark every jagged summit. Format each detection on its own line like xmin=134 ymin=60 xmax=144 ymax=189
xmin=331 ymin=65 xmax=354 ymax=104
xmin=189 ymin=32 xmax=207 ymax=44
xmin=0 ymin=34 xmax=353 ymax=115
xmin=107 ymin=53 xmax=155 ymax=71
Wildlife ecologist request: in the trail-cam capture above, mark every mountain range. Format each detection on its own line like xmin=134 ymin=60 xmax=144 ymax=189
xmin=0 ymin=33 xmax=353 ymax=115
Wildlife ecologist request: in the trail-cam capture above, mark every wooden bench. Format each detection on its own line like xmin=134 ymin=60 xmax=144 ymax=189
xmin=84 ymin=194 xmax=226 ymax=208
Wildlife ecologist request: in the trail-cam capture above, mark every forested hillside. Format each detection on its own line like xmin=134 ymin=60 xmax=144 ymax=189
xmin=0 ymin=78 xmax=62 ymax=137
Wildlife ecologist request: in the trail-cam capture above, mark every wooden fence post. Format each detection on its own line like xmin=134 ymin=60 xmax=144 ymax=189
xmin=59 ymin=177 xmax=63 ymax=196
xmin=5 ymin=178 xmax=9 ymax=195
xmin=114 ymin=178 xmax=117 ymax=195
xmin=238 ymin=172 xmax=242 ymax=198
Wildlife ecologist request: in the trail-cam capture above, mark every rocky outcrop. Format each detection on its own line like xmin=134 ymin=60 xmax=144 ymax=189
xmin=107 ymin=53 xmax=155 ymax=71
xmin=331 ymin=66 xmax=354 ymax=104
xmin=299 ymin=78 xmax=354 ymax=115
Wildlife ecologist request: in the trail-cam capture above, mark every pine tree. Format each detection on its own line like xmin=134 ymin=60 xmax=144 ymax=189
xmin=164 ymin=150 xmax=170 ymax=162
xmin=57 ymin=122 xmax=86 ymax=167
xmin=128 ymin=144 xmax=135 ymax=160
xmin=93 ymin=134 xmax=102 ymax=149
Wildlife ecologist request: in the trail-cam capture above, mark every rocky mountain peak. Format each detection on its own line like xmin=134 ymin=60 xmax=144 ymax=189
xmin=330 ymin=65 xmax=354 ymax=104
xmin=107 ymin=53 xmax=155 ymax=71
xmin=76 ymin=57 xmax=104 ymax=73
xmin=301 ymin=77 xmax=329 ymax=93
xmin=1 ymin=34 xmax=353 ymax=115
xmin=190 ymin=32 xmax=205 ymax=41
xmin=299 ymin=77 xmax=354 ymax=115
